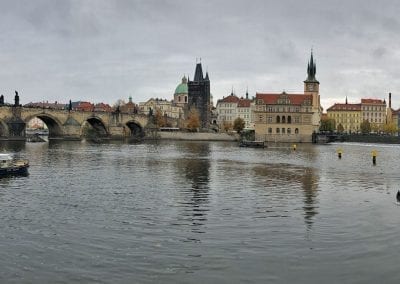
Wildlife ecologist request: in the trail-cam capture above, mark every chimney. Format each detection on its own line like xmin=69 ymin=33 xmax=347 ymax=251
xmin=389 ymin=92 xmax=392 ymax=108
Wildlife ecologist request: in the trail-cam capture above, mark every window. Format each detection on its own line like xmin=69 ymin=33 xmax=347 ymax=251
xmin=288 ymin=116 xmax=292 ymax=123
xmin=268 ymin=127 xmax=272 ymax=133
xmin=276 ymin=116 xmax=280 ymax=123
xmin=276 ymin=128 xmax=280 ymax=134
xmin=287 ymin=128 xmax=291 ymax=134
xmin=295 ymin=128 xmax=299 ymax=134
xmin=282 ymin=128 xmax=285 ymax=134
xmin=282 ymin=116 xmax=286 ymax=123
xmin=267 ymin=116 xmax=272 ymax=123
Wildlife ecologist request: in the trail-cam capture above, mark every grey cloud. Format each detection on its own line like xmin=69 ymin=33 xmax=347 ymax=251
xmin=0 ymin=0 xmax=400 ymax=109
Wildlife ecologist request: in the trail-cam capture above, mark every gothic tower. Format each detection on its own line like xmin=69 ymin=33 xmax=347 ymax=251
xmin=188 ymin=62 xmax=211 ymax=129
xmin=304 ymin=51 xmax=320 ymax=110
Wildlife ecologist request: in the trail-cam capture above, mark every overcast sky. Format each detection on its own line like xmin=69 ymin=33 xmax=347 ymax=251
xmin=1 ymin=0 xmax=399 ymax=110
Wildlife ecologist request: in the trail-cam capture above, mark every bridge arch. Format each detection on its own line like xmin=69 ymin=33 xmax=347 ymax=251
xmin=82 ymin=116 xmax=108 ymax=137
xmin=126 ymin=120 xmax=144 ymax=138
xmin=25 ymin=114 xmax=64 ymax=138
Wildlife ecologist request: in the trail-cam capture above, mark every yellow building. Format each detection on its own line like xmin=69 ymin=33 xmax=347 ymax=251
xmin=326 ymin=100 xmax=361 ymax=133
xmin=254 ymin=52 xmax=321 ymax=142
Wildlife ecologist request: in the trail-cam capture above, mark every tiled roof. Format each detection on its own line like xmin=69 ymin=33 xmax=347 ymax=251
xmin=255 ymin=93 xmax=312 ymax=105
xmin=327 ymin=103 xmax=361 ymax=111
xmin=361 ymin=99 xmax=385 ymax=104
xmin=237 ymin=99 xmax=252 ymax=107
xmin=218 ymin=95 xmax=240 ymax=103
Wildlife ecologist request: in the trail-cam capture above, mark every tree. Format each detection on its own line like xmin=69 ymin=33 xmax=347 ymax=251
xmin=320 ymin=118 xmax=335 ymax=132
xmin=222 ymin=121 xmax=232 ymax=132
xmin=113 ymin=99 xmax=126 ymax=108
xmin=154 ymin=109 xmax=165 ymax=127
xmin=370 ymin=123 xmax=380 ymax=133
xmin=233 ymin=117 xmax=245 ymax=133
xmin=186 ymin=108 xmax=200 ymax=131
xmin=384 ymin=122 xmax=398 ymax=135
xmin=336 ymin=123 xmax=344 ymax=133
xmin=360 ymin=120 xmax=371 ymax=134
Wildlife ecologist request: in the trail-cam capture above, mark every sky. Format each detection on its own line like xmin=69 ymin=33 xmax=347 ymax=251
xmin=1 ymin=0 xmax=400 ymax=111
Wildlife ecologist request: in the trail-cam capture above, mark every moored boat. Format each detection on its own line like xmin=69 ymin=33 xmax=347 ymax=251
xmin=239 ymin=140 xmax=266 ymax=148
xmin=0 ymin=154 xmax=29 ymax=177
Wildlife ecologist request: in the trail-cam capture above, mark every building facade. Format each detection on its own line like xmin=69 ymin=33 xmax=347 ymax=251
xmin=254 ymin=52 xmax=321 ymax=142
xmin=188 ymin=62 xmax=211 ymax=129
xmin=326 ymin=99 xmax=361 ymax=133
xmin=139 ymin=98 xmax=183 ymax=119
xmin=361 ymin=98 xmax=386 ymax=131
xmin=216 ymin=91 xmax=255 ymax=130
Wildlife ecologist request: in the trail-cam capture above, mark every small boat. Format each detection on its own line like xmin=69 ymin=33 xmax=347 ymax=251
xmin=0 ymin=154 xmax=29 ymax=177
xmin=239 ymin=140 xmax=266 ymax=148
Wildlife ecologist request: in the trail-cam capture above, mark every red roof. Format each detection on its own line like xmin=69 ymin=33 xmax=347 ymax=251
xmin=218 ymin=95 xmax=240 ymax=103
xmin=237 ymin=99 xmax=252 ymax=107
xmin=361 ymin=99 xmax=385 ymax=104
xmin=256 ymin=93 xmax=312 ymax=105
xmin=327 ymin=103 xmax=361 ymax=111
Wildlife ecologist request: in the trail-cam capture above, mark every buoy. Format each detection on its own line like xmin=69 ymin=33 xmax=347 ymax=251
xmin=371 ymin=150 xmax=377 ymax=165
xmin=397 ymin=190 xmax=400 ymax=203
xmin=336 ymin=148 xmax=343 ymax=159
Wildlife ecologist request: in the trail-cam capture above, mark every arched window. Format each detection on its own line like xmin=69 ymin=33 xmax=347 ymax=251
xmin=276 ymin=116 xmax=280 ymax=123
xmin=295 ymin=128 xmax=299 ymax=134
xmin=287 ymin=128 xmax=291 ymax=134
xmin=282 ymin=116 xmax=286 ymax=123
xmin=288 ymin=116 xmax=292 ymax=123
xmin=282 ymin=128 xmax=285 ymax=134
xmin=268 ymin=127 xmax=272 ymax=134
xmin=276 ymin=128 xmax=280 ymax=134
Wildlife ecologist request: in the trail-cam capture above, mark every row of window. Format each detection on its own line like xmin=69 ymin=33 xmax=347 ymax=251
xmin=364 ymin=112 xmax=382 ymax=117
xmin=267 ymin=128 xmax=300 ymax=134
xmin=260 ymin=115 xmax=301 ymax=124
xmin=258 ymin=106 xmax=303 ymax=112
xmin=362 ymin=106 xmax=385 ymax=111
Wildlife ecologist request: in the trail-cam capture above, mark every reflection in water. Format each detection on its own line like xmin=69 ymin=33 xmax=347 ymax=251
xmin=0 ymin=140 xmax=26 ymax=153
xmin=175 ymin=142 xmax=210 ymax=237
xmin=301 ymin=168 xmax=319 ymax=229
xmin=253 ymin=162 xmax=319 ymax=228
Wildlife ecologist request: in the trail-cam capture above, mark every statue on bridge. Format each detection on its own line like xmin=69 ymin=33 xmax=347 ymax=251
xmin=0 ymin=94 xmax=4 ymax=105
xmin=14 ymin=91 xmax=20 ymax=107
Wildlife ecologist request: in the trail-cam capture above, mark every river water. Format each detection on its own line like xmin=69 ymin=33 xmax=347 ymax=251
xmin=0 ymin=140 xmax=399 ymax=283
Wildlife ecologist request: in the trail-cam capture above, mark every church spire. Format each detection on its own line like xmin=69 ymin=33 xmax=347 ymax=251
xmin=305 ymin=50 xmax=318 ymax=82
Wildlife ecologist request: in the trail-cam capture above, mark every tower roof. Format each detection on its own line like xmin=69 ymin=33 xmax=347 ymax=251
xmin=304 ymin=50 xmax=319 ymax=83
xmin=193 ymin=63 xmax=204 ymax=82
xmin=174 ymin=76 xmax=188 ymax=94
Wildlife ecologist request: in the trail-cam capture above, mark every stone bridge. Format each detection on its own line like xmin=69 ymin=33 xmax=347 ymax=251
xmin=0 ymin=106 xmax=174 ymax=140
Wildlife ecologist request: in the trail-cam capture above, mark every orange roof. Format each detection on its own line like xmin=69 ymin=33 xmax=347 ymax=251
xmin=256 ymin=93 xmax=312 ymax=105
xmin=327 ymin=103 xmax=361 ymax=111
xmin=361 ymin=99 xmax=385 ymax=104
xmin=237 ymin=99 xmax=252 ymax=107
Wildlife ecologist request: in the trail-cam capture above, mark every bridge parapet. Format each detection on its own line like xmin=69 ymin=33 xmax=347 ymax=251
xmin=0 ymin=105 xmax=179 ymax=140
